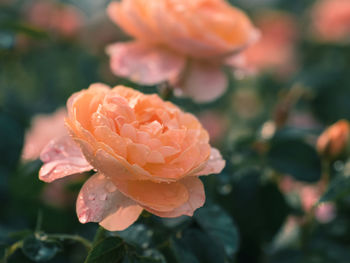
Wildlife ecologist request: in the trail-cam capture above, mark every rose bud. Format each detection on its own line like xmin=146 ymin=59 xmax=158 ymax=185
xmin=317 ymin=120 xmax=350 ymax=159
xmin=38 ymin=84 xmax=225 ymax=231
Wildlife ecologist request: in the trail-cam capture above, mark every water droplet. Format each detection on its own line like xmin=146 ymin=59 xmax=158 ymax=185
xmin=88 ymin=194 xmax=96 ymax=201
xmin=99 ymin=193 xmax=107 ymax=201
xmin=79 ymin=213 xmax=88 ymax=223
xmin=105 ymin=182 xmax=117 ymax=193
xmin=218 ymin=184 xmax=232 ymax=195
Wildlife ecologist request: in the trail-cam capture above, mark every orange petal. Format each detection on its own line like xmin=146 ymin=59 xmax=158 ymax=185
xmin=99 ymin=203 xmax=143 ymax=231
xmin=39 ymin=136 xmax=92 ymax=183
xmin=144 ymin=176 xmax=205 ymax=217
xmin=193 ymin=147 xmax=225 ymax=176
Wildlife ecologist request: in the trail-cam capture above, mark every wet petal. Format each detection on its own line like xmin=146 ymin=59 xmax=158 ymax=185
xmin=178 ymin=62 xmax=228 ymax=103
xmin=145 ymin=177 xmax=205 ymax=217
xmin=39 ymin=136 xmax=92 ymax=183
xmin=106 ymin=41 xmax=185 ymax=85
xmin=76 ymin=173 xmax=141 ymax=226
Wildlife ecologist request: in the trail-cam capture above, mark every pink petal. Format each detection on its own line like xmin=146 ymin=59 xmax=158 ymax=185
xmin=39 ymin=136 xmax=92 ymax=183
xmin=144 ymin=177 xmax=205 ymax=218
xmin=22 ymin=108 xmax=67 ymax=161
xmin=194 ymin=148 xmax=226 ymax=176
xmin=76 ymin=173 xmax=141 ymax=228
xmin=177 ymin=62 xmax=228 ymax=103
xmin=99 ymin=204 xmax=143 ymax=231
xmin=106 ymin=41 xmax=185 ymax=85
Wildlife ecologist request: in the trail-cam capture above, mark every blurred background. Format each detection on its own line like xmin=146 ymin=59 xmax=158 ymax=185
xmin=1 ymin=0 xmax=350 ymax=262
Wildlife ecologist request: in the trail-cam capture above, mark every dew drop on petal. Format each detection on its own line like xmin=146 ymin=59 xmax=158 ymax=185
xmin=88 ymin=194 xmax=96 ymax=201
xmin=99 ymin=193 xmax=107 ymax=201
xmin=105 ymin=182 xmax=117 ymax=193
xmin=79 ymin=212 xmax=88 ymax=223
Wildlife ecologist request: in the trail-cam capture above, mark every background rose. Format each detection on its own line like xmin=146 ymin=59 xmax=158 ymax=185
xmin=106 ymin=0 xmax=259 ymax=103
xmin=39 ymin=83 xmax=225 ymax=231
xmin=311 ymin=0 xmax=350 ymax=42
xmin=22 ymin=108 xmax=67 ymax=160
xmin=239 ymin=11 xmax=298 ymax=76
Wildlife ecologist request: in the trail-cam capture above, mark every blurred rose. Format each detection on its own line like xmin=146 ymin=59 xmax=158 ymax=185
xmin=311 ymin=0 xmax=350 ymax=42
xmin=198 ymin=111 xmax=229 ymax=144
xmin=317 ymin=120 xmax=350 ymax=160
xmin=39 ymin=84 xmax=225 ymax=231
xmin=26 ymin=1 xmax=85 ymax=37
xmin=315 ymin=203 xmax=336 ymax=223
xmin=106 ymin=0 xmax=258 ymax=103
xmin=280 ymin=176 xmax=336 ymax=223
xmin=239 ymin=11 xmax=298 ymax=76
xmin=22 ymin=108 xmax=67 ymax=160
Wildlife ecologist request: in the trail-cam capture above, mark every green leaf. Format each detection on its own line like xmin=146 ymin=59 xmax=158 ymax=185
xmin=84 ymin=237 xmax=124 ymax=263
xmin=117 ymin=224 xmax=153 ymax=249
xmin=318 ymin=174 xmax=350 ymax=204
xmin=21 ymin=234 xmax=61 ymax=262
xmin=268 ymin=135 xmax=321 ymax=182
xmin=170 ymin=228 xmax=225 ymax=263
xmin=170 ymin=237 xmax=199 ymax=263
xmin=194 ymin=204 xmax=239 ymax=257
xmin=123 ymin=249 xmax=166 ymax=263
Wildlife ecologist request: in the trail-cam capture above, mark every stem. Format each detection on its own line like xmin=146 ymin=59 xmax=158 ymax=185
xmin=49 ymin=234 xmax=92 ymax=251
xmin=158 ymin=82 xmax=173 ymax=101
xmin=2 ymin=240 xmax=23 ymax=263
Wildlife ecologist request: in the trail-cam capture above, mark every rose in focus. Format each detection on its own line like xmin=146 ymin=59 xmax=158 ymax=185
xmin=39 ymin=84 xmax=225 ymax=231
xmin=106 ymin=0 xmax=258 ymax=103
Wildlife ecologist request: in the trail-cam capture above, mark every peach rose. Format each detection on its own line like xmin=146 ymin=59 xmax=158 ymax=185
xmin=22 ymin=108 xmax=67 ymax=160
xmin=317 ymin=120 xmax=350 ymax=159
xmin=39 ymin=83 xmax=225 ymax=231
xmin=239 ymin=11 xmax=298 ymax=75
xmin=106 ymin=0 xmax=258 ymax=103
xmin=311 ymin=0 xmax=350 ymax=42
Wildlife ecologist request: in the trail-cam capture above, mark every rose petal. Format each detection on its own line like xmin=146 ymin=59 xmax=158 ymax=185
xmin=193 ymin=148 xmax=225 ymax=176
xmin=106 ymin=41 xmax=185 ymax=85
xmin=144 ymin=176 xmax=205 ymax=217
xmin=99 ymin=204 xmax=143 ymax=231
xmin=39 ymin=136 xmax=92 ymax=183
xmin=177 ymin=62 xmax=228 ymax=103
xmin=76 ymin=173 xmax=141 ymax=228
